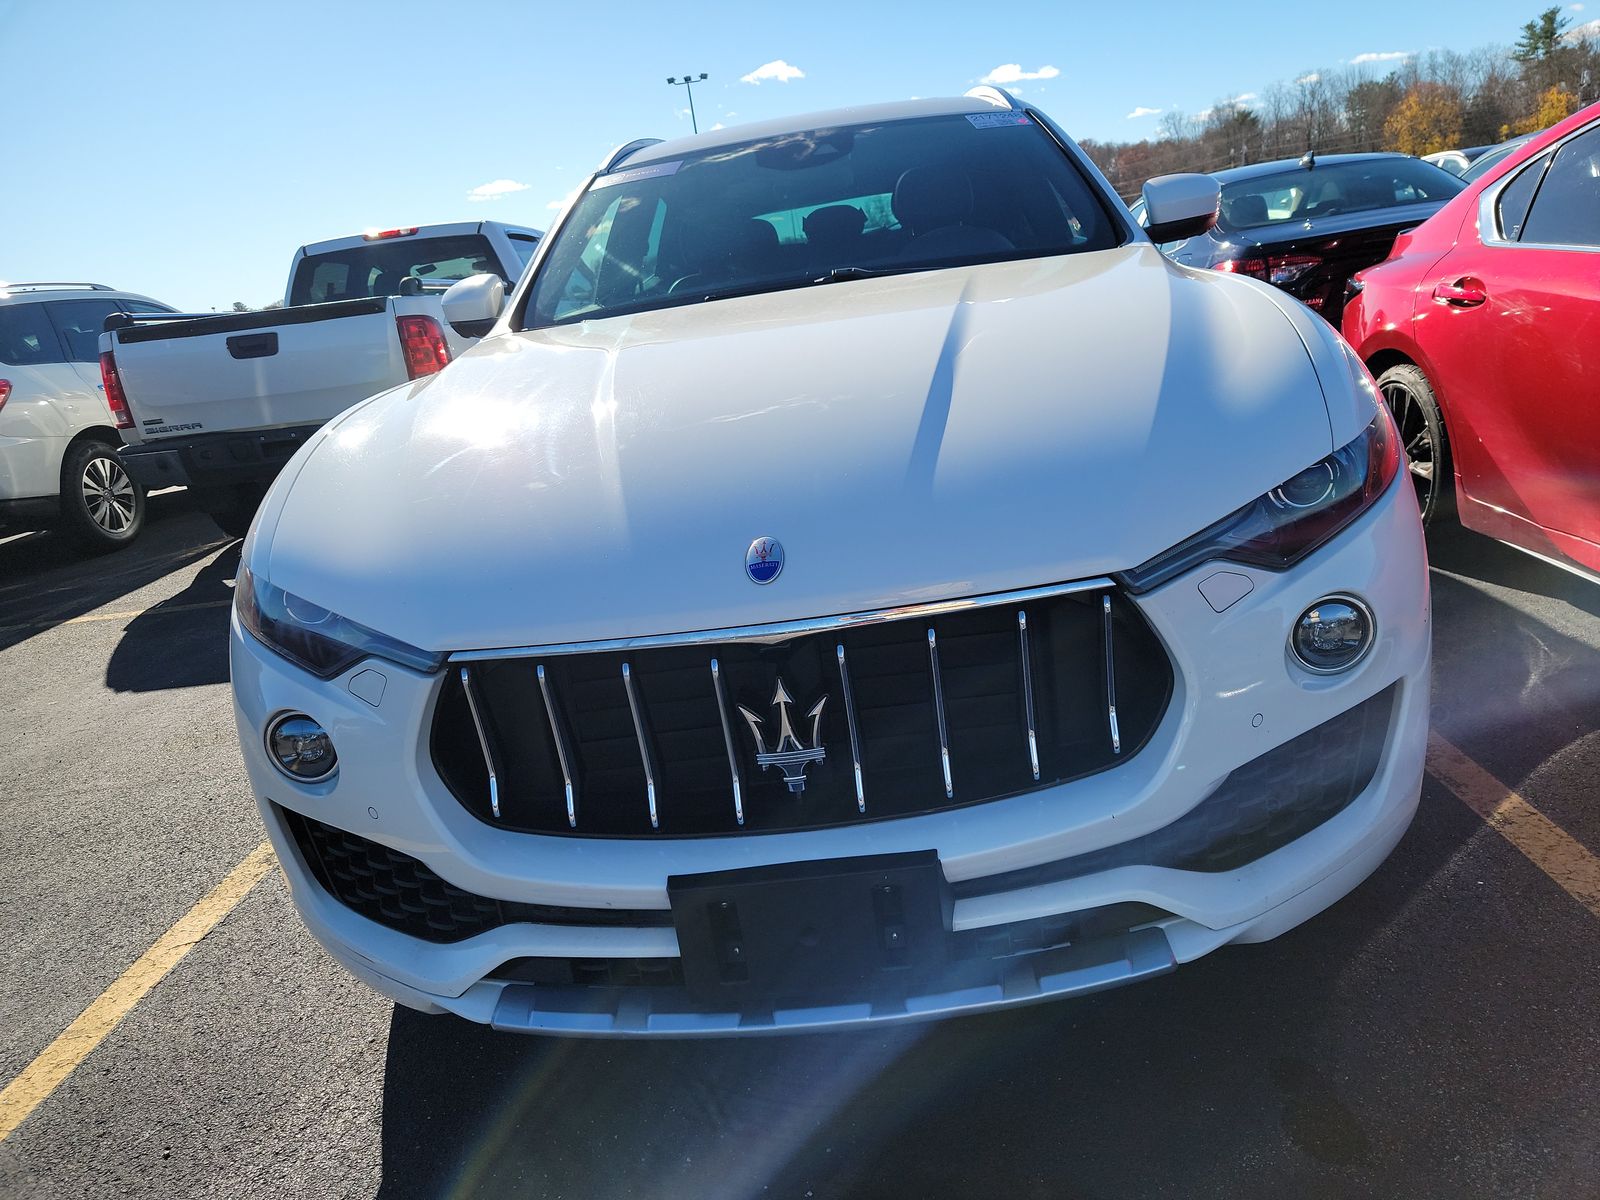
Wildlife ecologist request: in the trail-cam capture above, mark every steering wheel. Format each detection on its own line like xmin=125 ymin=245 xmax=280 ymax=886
xmin=667 ymin=273 xmax=706 ymax=295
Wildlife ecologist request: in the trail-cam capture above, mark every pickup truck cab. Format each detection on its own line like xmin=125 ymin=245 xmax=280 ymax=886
xmin=1 ymin=282 xmax=175 ymax=551
xmin=100 ymin=221 xmax=540 ymax=536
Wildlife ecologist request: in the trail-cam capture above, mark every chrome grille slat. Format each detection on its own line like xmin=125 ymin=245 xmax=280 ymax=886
xmin=1103 ymin=594 xmax=1122 ymax=755
xmin=835 ymin=643 xmax=866 ymax=812
xmin=709 ymin=658 xmax=745 ymax=827
xmin=1018 ymin=610 xmax=1040 ymax=781
xmin=535 ymin=664 xmax=578 ymax=829
xmin=927 ymin=627 xmax=953 ymax=799
xmin=458 ymin=666 xmax=502 ymax=820
xmin=620 ymin=662 xmax=660 ymax=829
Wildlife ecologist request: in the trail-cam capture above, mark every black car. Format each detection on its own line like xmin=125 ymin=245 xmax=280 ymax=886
xmin=1130 ymin=152 xmax=1466 ymax=322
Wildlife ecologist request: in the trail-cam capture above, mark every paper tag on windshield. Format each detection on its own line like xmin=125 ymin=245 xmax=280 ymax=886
xmin=966 ymin=113 xmax=1032 ymax=129
xmin=593 ymin=160 xmax=682 ymax=189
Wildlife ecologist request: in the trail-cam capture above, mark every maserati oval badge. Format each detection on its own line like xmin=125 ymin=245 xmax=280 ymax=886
xmin=745 ymin=537 xmax=784 ymax=585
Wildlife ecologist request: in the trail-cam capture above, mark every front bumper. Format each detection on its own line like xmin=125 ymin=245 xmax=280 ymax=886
xmin=233 ymin=477 xmax=1430 ymax=1035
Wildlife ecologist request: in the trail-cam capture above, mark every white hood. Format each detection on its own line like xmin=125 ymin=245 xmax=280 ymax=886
xmin=263 ymin=246 xmax=1333 ymax=652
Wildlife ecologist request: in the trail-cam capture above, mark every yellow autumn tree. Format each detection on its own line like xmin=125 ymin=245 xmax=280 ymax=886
xmin=1506 ymin=85 xmax=1580 ymax=136
xmin=1384 ymin=84 xmax=1465 ymax=157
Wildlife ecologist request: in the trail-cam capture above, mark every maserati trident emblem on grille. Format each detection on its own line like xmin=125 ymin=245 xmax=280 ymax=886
xmin=738 ymin=678 xmax=827 ymax=794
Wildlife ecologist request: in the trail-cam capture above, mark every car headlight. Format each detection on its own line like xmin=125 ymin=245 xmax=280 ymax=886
xmin=1120 ymin=407 xmax=1401 ymax=593
xmin=235 ymin=564 xmax=443 ymax=678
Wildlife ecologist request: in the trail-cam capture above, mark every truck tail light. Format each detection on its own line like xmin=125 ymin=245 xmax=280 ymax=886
xmin=363 ymin=227 xmax=419 ymax=241
xmin=99 ymin=351 xmax=134 ymax=429
xmin=397 ymin=315 xmax=452 ymax=380
xmin=0 ymin=379 xmax=10 ymax=413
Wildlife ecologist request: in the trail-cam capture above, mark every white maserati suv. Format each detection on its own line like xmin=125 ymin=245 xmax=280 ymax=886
xmin=230 ymin=89 xmax=1430 ymax=1035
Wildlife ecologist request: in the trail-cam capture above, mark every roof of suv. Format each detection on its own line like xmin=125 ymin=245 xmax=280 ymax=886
xmin=0 ymin=283 xmax=168 ymax=308
xmin=619 ymin=94 xmax=1019 ymax=168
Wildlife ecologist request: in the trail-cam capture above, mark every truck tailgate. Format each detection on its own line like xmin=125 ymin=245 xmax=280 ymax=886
xmin=109 ymin=299 xmax=406 ymax=445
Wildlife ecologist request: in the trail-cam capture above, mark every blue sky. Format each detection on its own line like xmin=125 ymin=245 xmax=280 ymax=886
xmin=0 ymin=0 xmax=1551 ymax=310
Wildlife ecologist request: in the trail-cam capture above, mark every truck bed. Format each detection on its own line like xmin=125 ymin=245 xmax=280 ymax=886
xmin=104 ymin=294 xmax=449 ymax=447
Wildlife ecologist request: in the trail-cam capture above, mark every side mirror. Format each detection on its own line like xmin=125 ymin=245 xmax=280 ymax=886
xmin=1141 ymin=174 xmax=1220 ymax=244
xmin=441 ymin=273 xmax=507 ymax=339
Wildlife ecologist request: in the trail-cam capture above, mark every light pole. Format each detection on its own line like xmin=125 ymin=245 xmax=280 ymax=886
xmin=667 ymin=73 xmax=708 ymax=134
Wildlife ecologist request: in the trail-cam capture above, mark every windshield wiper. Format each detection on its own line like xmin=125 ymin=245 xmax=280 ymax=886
xmin=813 ymin=265 xmax=907 ymax=284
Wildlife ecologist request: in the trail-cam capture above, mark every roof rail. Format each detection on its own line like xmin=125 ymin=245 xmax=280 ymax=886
xmin=1 ymin=281 xmax=114 ymax=293
xmin=964 ymin=85 xmax=1022 ymax=111
xmin=599 ymin=138 xmax=664 ymax=173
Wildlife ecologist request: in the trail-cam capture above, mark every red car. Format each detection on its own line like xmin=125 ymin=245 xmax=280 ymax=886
xmin=1344 ymin=101 xmax=1600 ymax=577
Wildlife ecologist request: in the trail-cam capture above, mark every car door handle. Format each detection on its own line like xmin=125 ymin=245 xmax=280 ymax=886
xmin=1432 ymin=279 xmax=1487 ymax=307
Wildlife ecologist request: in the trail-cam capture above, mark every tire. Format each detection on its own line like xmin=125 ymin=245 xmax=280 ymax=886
xmin=193 ymin=485 xmax=264 ymax=539
xmin=1375 ymin=362 xmax=1454 ymax=525
xmin=57 ymin=439 xmax=144 ymax=552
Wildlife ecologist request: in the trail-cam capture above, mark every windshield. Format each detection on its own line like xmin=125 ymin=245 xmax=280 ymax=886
xmin=1218 ymin=158 xmax=1464 ymax=231
xmin=288 ymin=234 xmax=502 ymax=306
xmin=1461 ymin=139 xmax=1530 ymax=184
xmin=523 ymin=113 xmax=1122 ymax=327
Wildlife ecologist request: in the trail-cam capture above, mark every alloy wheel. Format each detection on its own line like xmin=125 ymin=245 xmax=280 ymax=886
xmin=81 ymin=453 xmax=138 ymax=534
xmin=1381 ymin=378 xmax=1436 ymax=517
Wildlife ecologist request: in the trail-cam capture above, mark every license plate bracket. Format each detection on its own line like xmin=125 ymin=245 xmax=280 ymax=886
xmin=668 ymin=851 xmax=952 ymax=1008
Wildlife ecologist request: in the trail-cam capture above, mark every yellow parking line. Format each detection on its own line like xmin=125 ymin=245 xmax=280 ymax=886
xmin=0 ymin=841 xmax=276 ymax=1143
xmin=0 ymin=598 xmax=231 ymax=636
xmin=1427 ymin=732 xmax=1600 ymax=920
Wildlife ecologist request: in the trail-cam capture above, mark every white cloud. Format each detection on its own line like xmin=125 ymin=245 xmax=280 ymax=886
xmin=1297 ymin=72 xmax=1321 ymax=84
xmin=1232 ymin=92 xmax=1257 ymax=103
xmin=544 ymin=186 xmax=580 ymax=213
xmin=1350 ymin=50 xmax=1411 ymax=65
xmin=1565 ymin=16 xmax=1600 ymax=39
xmin=980 ymin=63 xmax=1061 ymax=85
xmin=1126 ymin=106 xmax=1162 ymax=119
xmin=710 ymin=122 xmax=725 ymax=130
xmin=1570 ymin=3 xmax=1584 ymax=10
xmin=740 ymin=60 xmax=805 ymax=84
xmin=467 ymin=178 xmax=530 ymax=202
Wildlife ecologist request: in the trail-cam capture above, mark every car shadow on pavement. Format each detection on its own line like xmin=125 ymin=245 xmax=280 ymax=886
xmin=1425 ymin=526 xmax=1600 ymax=782
xmin=1426 ymin=523 xmax=1600 ymax=622
xmin=370 ymin=834 xmax=1460 ymax=1200
xmin=104 ymin=542 xmax=239 ymax=692
xmin=0 ymin=491 xmax=230 ymax=653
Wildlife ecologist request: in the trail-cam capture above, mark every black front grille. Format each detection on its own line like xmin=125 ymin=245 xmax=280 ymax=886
xmin=278 ymin=806 xmax=671 ymax=943
xmin=431 ymin=587 xmax=1173 ymax=837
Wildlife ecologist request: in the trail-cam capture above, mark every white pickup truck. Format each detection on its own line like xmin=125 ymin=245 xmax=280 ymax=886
xmin=99 ymin=221 xmax=540 ymax=535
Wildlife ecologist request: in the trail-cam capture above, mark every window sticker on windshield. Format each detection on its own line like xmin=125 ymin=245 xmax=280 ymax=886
xmin=966 ymin=112 xmax=1032 ymax=129
xmin=592 ymin=160 xmax=682 ymax=190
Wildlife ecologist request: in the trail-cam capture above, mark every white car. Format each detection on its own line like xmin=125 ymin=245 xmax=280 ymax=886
xmin=102 ymin=221 xmax=540 ymax=537
xmin=231 ymin=89 xmax=1430 ymax=1036
xmin=0 ymin=282 xmax=173 ymax=550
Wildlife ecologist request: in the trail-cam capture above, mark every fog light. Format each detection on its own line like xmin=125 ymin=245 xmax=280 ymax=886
xmin=1291 ymin=596 xmax=1374 ymax=674
xmin=267 ymin=713 xmax=338 ymax=782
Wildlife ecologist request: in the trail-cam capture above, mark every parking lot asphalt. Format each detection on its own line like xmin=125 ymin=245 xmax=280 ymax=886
xmin=0 ymin=492 xmax=1596 ymax=1200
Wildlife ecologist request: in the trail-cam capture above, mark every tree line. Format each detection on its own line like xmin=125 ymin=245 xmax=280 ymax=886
xmin=1082 ymin=7 xmax=1599 ymax=198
